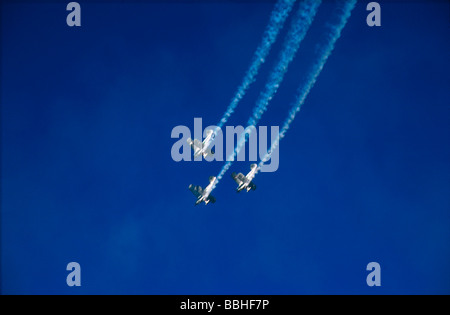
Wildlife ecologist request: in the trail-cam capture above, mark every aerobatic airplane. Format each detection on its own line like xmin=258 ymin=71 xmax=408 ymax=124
xmin=187 ymin=129 xmax=214 ymax=158
xmin=189 ymin=176 xmax=217 ymax=205
xmin=231 ymin=164 xmax=258 ymax=192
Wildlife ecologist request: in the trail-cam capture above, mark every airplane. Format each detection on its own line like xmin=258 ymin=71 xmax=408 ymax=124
xmin=187 ymin=129 xmax=215 ymax=158
xmin=231 ymin=164 xmax=258 ymax=192
xmin=189 ymin=176 xmax=217 ymax=205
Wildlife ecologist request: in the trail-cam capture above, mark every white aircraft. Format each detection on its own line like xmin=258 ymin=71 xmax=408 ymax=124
xmin=231 ymin=164 xmax=258 ymax=192
xmin=189 ymin=176 xmax=217 ymax=205
xmin=187 ymin=130 xmax=214 ymax=158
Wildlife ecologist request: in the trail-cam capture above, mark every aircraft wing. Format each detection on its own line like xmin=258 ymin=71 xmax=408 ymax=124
xmin=189 ymin=185 xmax=203 ymax=198
xmin=231 ymin=172 xmax=246 ymax=185
xmin=207 ymin=195 xmax=216 ymax=204
xmin=193 ymin=139 xmax=203 ymax=150
xmin=248 ymin=182 xmax=257 ymax=191
xmin=203 ymin=147 xmax=214 ymax=158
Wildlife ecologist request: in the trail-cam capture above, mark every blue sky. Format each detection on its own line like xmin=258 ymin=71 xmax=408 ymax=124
xmin=1 ymin=0 xmax=449 ymax=294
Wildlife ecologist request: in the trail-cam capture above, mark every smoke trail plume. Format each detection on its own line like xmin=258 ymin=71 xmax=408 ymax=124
xmin=215 ymin=0 xmax=296 ymax=132
xmin=258 ymin=0 xmax=357 ymax=170
xmin=215 ymin=0 xmax=322 ymax=184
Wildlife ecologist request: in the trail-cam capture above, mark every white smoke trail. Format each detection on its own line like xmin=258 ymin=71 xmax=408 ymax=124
xmin=258 ymin=0 xmax=357 ymax=171
xmin=215 ymin=0 xmax=296 ymax=133
xmin=246 ymin=0 xmax=322 ymax=128
xmin=215 ymin=0 xmax=322 ymax=184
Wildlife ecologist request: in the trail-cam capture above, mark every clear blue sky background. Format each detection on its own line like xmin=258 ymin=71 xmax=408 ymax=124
xmin=1 ymin=0 xmax=449 ymax=294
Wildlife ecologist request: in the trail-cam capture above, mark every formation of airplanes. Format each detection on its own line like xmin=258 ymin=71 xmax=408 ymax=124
xmin=187 ymin=135 xmax=257 ymax=205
